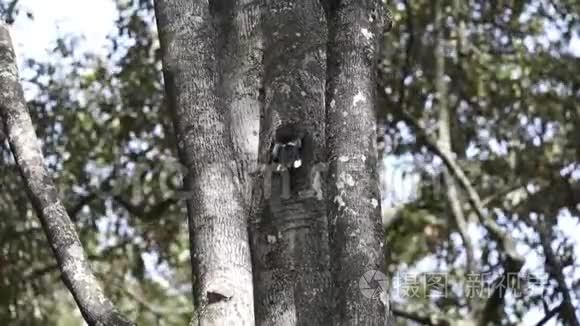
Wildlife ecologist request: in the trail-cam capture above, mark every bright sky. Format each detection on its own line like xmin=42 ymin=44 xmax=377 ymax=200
xmin=10 ymin=1 xmax=575 ymax=325
xmin=11 ymin=0 xmax=117 ymax=67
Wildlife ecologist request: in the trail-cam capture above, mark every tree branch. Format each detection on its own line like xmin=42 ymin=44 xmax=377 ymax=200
xmin=535 ymin=217 xmax=580 ymax=326
xmin=535 ymin=303 xmax=562 ymax=326
xmin=0 ymin=23 xmax=134 ymax=326
xmin=393 ymin=107 xmax=525 ymax=269
xmin=436 ymin=0 xmax=476 ymax=278
xmin=380 ymin=18 xmax=525 ymax=322
xmin=23 ymin=238 xmax=133 ymax=282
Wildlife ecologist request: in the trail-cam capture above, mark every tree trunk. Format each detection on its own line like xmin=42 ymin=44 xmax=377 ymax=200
xmin=323 ymin=1 xmax=388 ymax=325
xmin=155 ymin=1 xmax=255 ymax=324
xmin=249 ymin=1 xmax=331 ymax=325
xmin=217 ymin=0 xmax=262 ymax=205
xmin=155 ymin=0 xmax=389 ymax=324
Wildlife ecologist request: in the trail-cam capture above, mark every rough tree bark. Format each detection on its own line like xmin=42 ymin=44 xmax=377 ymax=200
xmin=216 ymin=0 xmax=262 ymax=205
xmin=249 ymin=1 xmax=331 ymax=325
xmin=155 ymin=1 xmax=255 ymax=324
xmin=155 ymin=0 xmax=390 ymax=324
xmin=0 ymin=23 xmax=134 ymax=326
xmin=323 ymin=0 xmax=388 ymax=325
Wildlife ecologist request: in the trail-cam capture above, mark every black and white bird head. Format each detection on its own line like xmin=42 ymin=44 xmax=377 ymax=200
xmin=272 ymin=138 xmax=302 ymax=171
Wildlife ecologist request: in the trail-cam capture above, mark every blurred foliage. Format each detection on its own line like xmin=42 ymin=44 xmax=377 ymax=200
xmin=380 ymin=0 xmax=580 ymax=324
xmin=0 ymin=0 xmax=189 ymax=324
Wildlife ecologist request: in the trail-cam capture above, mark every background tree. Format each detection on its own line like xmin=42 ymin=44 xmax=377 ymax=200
xmin=380 ymin=0 xmax=580 ymax=325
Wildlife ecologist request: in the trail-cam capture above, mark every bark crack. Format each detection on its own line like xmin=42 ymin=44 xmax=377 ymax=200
xmin=207 ymin=291 xmax=232 ymax=304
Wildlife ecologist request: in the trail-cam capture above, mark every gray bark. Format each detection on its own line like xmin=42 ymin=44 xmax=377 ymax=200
xmin=0 ymin=23 xmax=134 ymax=326
xmin=154 ymin=1 xmax=255 ymax=325
xmin=249 ymin=1 xmax=331 ymax=325
xmin=155 ymin=1 xmax=392 ymax=324
xmin=323 ymin=1 xmax=388 ymax=325
xmin=216 ymin=0 xmax=262 ymax=205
